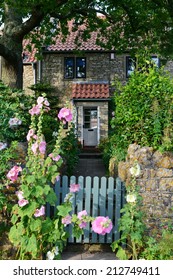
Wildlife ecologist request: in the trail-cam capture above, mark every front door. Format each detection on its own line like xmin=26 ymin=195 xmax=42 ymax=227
xmin=83 ymin=107 xmax=98 ymax=146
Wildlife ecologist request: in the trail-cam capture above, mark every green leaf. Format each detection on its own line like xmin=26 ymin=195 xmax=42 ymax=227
xmin=41 ymin=218 xmax=53 ymax=235
xmin=34 ymin=185 xmax=44 ymax=197
xmin=11 ymin=214 xmax=18 ymax=225
xmin=30 ymin=218 xmax=42 ymax=232
xmin=57 ymin=204 xmax=72 ymax=216
xmin=21 ymin=201 xmax=37 ymax=217
xmin=116 ymin=247 xmax=128 ymax=260
xmin=46 ymin=189 xmax=57 ymax=205
xmin=9 ymin=225 xmax=21 ymax=245
xmin=26 ymin=234 xmax=38 ymax=258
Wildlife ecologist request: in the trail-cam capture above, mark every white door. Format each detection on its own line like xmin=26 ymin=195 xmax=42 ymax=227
xmin=83 ymin=107 xmax=98 ymax=146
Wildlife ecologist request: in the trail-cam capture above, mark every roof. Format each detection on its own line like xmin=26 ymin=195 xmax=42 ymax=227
xmin=72 ymin=82 xmax=110 ymax=100
xmin=46 ymin=19 xmax=107 ymax=52
xmin=23 ymin=39 xmax=37 ymax=63
xmin=22 ymin=18 xmax=109 ymax=63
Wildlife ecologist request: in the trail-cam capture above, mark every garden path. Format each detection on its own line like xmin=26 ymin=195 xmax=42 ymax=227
xmin=62 ymin=147 xmax=117 ymax=260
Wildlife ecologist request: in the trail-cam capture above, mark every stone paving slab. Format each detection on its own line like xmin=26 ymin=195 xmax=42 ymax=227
xmin=61 ymin=252 xmax=117 ymax=260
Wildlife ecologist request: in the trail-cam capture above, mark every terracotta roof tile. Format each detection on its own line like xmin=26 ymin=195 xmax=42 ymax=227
xmin=72 ymin=82 xmax=110 ymax=99
xmin=47 ymin=20 xmax=106 ymax=52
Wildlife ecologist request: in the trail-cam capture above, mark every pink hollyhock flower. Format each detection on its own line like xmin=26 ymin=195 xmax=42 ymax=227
xmin=39 ymin=141 xmax=46 ymax=154
xmin=79 ymin=221 xmax=87 ymax=229
xmin=16 ymin=191 xmax=24 ymax=200
xmin=18 ymin=199 xmax=29 ymax=207
xmin=29 ymin=104 xmax=41 ymax=116
xmin=78 ymin=210 xmax=88 ymax=229
xmin=62 ymin=215 xmax=72 ymax=226
xmin=49 ymin=153 xmax=61 ymax=161
xmin=26 ymin=129 xmax=35 ymax=141
xmin=44 ymin=99 xmax=50 ymax=107
xmin=78 ymin=210 xmax=87 ymax=219
xmin=7 ymin=165 xmax=22 ymax=182
xmin=69 ymin=183 xmax=80 ymax=193
xmin=58 ymin=108 xmax=72 ymax=122
xmin=31 ymin=141 xmax=39 ymax=154
xmin=37 ymin=96 xmax=44 ymax=105
xmin=34 ymin=205 xmax=45 ymax=217
xmin=92 ymin=216 xmax=113 ymax=235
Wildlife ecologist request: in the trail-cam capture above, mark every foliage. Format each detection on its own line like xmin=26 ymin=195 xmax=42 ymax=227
xmin=0 ymin=82 xmax=33 ymax=142
xmin=111 ymin=162 xmax=146 ymax=260
xmin=111 ymin=60 xmax=173 ymax=161
xmin=60 ymin=124 xmax=80 ymax=176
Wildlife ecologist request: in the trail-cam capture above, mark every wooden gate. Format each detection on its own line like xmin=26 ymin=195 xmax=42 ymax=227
xmin=47 ymin=176 xmax=125 ymax=244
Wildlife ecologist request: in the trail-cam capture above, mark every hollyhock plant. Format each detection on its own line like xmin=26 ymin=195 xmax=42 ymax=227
xmin=34 ymin=206 xmax=45 ymax=217
xmin=37 ymin=96 xmax=44 ymax=105
xmin=39 ymin=141 xmax=46 ymax=154
xmin=126 ymin=194 xmax=137 ymax=203
xmin=77 ymin=210 xmax=88 ymax=229
xmin=26 ymin=129 xmax=35 ymax=141
xmin=92 ymin=216 xmax=113 ymax=235
xmin=18 ymin=199 xmax=29 ymax=207
xmin=16 ymin=191 xmax=24 ymax=200
xmin=58 ymin=108 xmax=73 ymax=123
xmin=7 ymin=165 xmax=22 ymax=182
xmin=29 ymin=104 xmax=41 ymax=116
xmin=69 ymin=183 xmax=80 ymax=193
xmin=62 ymin=215 xmax=72 ymax=226
xmin=31 ymin=141 xmax=39 ymax=154
xmin=49 ymin=153 xmax=61 ymax=161
xmin=130 ymin=162 xmax=141 ymax=177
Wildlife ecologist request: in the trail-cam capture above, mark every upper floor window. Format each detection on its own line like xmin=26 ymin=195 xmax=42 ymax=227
xmin=64 ymin=57 xmax=86 ymax=79
xmin=126 ymin=56 xmax=160 ymax=78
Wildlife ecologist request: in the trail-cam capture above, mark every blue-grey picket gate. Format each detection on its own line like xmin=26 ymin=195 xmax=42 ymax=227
xmin=47 ymin=175 xmax=125 ymax=244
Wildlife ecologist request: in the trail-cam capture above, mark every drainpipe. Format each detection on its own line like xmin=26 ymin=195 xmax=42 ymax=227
xmin=81 ymin=106 xmax=84 ymax=146
xmin=38 ymin=60 xmax=42 ymax=82
xmin=97 ymin=106 xmax=100 ymax=145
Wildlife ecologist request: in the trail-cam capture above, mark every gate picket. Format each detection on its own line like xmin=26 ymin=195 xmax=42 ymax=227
xmin=52 ymin=175 xmax=124 ymax=244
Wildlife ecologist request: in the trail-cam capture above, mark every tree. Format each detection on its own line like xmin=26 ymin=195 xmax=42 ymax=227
xmin=1 ymin=0 xmax=173 ymax=89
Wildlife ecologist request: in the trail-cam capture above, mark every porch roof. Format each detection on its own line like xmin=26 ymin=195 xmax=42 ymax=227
xmin=72 ymin=82 xmax=110 ymax=100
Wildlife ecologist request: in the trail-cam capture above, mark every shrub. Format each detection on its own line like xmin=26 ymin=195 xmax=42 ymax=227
xmin=111 ymin=61 xmax=173 ymax=161
xmin=0 ymin=82 xmax=33 ymax=143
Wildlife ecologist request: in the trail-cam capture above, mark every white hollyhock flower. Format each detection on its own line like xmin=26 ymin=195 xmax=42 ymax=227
xmin=126 ymin=194 xmax=137 ymax=203
xmin=46 ymin=251 xmax=55 ymax=260
xmin=54 ymin=246 xmax=59 ymax=255
xmin=130 ymin=163 xmax=140 ymax=177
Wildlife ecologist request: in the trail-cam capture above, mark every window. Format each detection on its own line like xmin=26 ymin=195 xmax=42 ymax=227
xmin=64 ymin=57 xmax=86 ymax=79
xmin=126 ymin=57 xmax=136 ymax=78
xmin=126 ymin=56 xmax=160 ymax=78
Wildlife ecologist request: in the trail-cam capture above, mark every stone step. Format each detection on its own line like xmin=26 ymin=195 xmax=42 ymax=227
xmin=79 ymin=153 xmax=102 ymax=159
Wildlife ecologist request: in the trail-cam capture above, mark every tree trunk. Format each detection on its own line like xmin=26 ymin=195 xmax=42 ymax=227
xmin=1 ymin=56 xmax=23 ymax=89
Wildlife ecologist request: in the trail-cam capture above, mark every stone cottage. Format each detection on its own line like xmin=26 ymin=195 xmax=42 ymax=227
xmin=9 ymin=20 xmax=173 ymax=147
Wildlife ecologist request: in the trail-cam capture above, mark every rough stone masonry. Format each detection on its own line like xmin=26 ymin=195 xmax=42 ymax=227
xmin=118 ymin=143 xmax=173 ymax=230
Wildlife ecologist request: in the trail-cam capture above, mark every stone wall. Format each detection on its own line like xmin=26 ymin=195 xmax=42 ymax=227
xmin=118 ymin=144 xmax=173 ymax=229
xmin=41 ymin=52 xmax=125 ymax=102
xmin=23 ymin=64 xmax=36 ymax=95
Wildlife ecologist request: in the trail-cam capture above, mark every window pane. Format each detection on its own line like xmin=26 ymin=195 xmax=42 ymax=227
xmin=64 ymin=57 xmax=74 ymax=78
xmin=126 ymin=57 xmax=136 ymax=77
xmin=76 ymin=58 xmax=86 ymax=78
xmin=151 ymin=56 xmax=159 ymax=67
